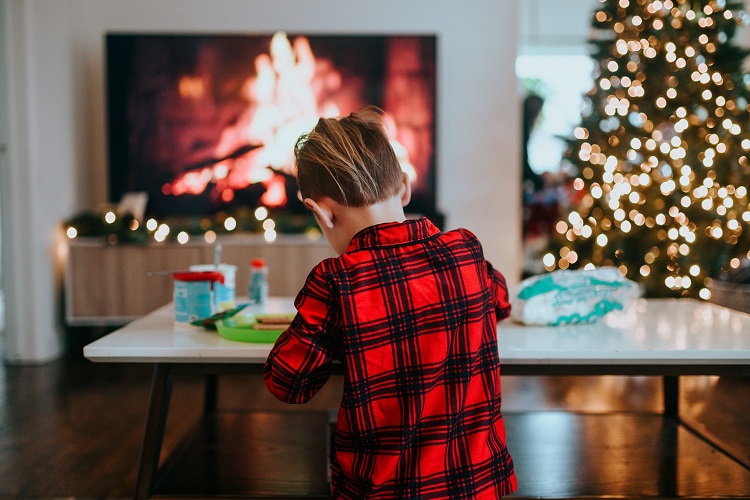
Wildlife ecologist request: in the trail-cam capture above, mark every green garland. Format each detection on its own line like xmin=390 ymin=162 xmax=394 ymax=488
xmin=63 ymin=208 xmax=319 ymax=245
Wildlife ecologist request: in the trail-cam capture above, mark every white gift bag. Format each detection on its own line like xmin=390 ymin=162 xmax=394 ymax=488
xmin=511 ymin=267 xmax=641 ymax=326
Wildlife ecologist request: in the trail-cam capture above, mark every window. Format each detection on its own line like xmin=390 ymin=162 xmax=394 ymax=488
xmin=516 ymin=54 xmax=594 ymax=174
xmin=516 ymin=53 xmax=594 ymax=276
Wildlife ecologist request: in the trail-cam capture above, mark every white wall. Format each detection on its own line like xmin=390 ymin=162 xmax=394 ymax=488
xmin=2 ymin=0 xmax=72 ymax=363
xmin=519 ymin=0 xmax=595 ymax=53
xmin=519 ymin=0 xmax=750 ymax=59
xmin=0 ymin=1 xmax=7 ymax=344
xmin=0 ymin=0 xmax=521 ymax=362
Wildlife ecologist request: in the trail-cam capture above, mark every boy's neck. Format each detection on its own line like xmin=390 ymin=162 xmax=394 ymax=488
xmin=338 ymin=196 xmax=407 ymax=238
xmin=306 ymin=171 xmax=412 ymax=255
xmin=315 ymin=195 xmax=406 ymax=255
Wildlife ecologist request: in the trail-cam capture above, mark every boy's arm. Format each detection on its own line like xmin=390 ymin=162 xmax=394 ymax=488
xmin=487 ymin=261 xmax=512 ymax=320
xmin=264 ymin=265 xmax=336 ymax=404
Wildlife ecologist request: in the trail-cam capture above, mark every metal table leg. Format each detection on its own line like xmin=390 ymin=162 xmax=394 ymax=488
xmin=663 ymin=375 xmax=679 ymax=418
xmin=204 ymin=373 xmax=218 ymax=416
xmin=134 ymin=363 xmax=173 ymax=500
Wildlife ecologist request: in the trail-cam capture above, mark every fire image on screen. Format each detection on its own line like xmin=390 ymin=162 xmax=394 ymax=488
xmin=106 ymin=32 xmax=437 ymax=219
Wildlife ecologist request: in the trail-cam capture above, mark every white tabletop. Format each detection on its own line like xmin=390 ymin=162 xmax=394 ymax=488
xmin=502 ymin=298 xmax=750 ymax=366
xmin=83 ymin=298 xmax=750 ymax=369
xmin=84 ymin=297 xmax=296 ymax=364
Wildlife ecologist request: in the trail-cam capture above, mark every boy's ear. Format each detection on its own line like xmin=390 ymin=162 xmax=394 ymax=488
xmin=303 ymin=198 xmax=334 ymax=229
xmin=399 ymin=171 xmax=412 ymax=207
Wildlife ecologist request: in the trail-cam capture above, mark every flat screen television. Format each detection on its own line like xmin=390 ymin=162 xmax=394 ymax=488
xmin=106 ymin=32 xmax=438 ymax=222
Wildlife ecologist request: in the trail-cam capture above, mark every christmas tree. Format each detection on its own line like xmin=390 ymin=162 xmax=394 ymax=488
xmin=550 ymin=0 xmax=750 ymax=298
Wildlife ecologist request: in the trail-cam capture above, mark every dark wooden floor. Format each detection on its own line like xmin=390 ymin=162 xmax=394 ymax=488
xmin=1 ymin=350 xmax=750 ymax=499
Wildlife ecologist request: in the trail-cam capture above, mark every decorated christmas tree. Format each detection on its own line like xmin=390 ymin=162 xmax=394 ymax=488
xmin=550 ymin=0 xmax=750 ymax=298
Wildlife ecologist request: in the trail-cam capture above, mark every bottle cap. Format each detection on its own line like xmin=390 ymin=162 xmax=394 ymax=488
xmin=172 ymin=271 xmax=225 ymax=284
xmin=251 ymin=258 xmax=266 ymax=268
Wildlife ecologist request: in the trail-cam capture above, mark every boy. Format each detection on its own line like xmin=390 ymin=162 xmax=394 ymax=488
xmin=264 ymin=107 xmax=516 ymax=499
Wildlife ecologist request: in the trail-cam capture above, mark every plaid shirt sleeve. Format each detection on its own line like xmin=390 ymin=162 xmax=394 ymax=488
xmin=264 ymin=264 xmax=339 ymax=404
xmin=264 ymin=218 xmax=516 ymax=499
xmin=487 ymin=260 xmax=512 ymax=321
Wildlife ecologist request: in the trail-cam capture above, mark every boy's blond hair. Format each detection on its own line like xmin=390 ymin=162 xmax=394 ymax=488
xmin=294 ymin=106 xmax=403 ymax=207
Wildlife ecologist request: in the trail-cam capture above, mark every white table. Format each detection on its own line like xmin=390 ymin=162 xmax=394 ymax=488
xmin=85 ymin=298 xmax=297 ymax=364
xmin=84 ymin=298 xmax=750 ymax=499
xmin=85 ymin=297 xmax=750 ymax=369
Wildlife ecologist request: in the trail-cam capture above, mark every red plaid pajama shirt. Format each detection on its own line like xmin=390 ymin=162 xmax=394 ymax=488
xmin=264 ymin=217 xmax=517 ymax=498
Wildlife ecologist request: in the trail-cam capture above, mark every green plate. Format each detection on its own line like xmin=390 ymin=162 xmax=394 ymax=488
xmin=216 ymin=313 xmax=291 ymax=343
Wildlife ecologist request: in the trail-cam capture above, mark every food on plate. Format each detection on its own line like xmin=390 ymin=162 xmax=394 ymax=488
xmin=255 ymin=313 xmax=295 ymax=327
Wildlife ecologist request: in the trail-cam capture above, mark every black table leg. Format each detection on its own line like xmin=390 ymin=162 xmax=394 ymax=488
xmin=204 ymin=374 xmax=218 ymax=417
xmin=204 ymin=373 xmax=219 ymax=446
xmin=663 ymin=375 xmax=679 ymax=419
xmin=134 ymin=363 xmax=173 ymax=500
xmin=661 ymin=375 xmax=681 ymax=497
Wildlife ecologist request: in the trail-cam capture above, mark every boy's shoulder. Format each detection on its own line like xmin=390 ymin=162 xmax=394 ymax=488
xmin=300 ymin=225 xmax=487 ymax=292
xmin=443 ymin=226 xmax=482 ymax=248
xmin=449 ymin=226 xmax=478 ymax=240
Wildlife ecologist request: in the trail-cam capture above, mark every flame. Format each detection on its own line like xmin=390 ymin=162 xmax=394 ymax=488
xmin=178 ymin=76 xmax=205 ymax=98
xmin=165 ymin=31 xmax=419 ymax=210
xmin=167 ymin=32 xmax=340 ymax=207
xmin=172 ymin=169 xmax=212 ymax=196
xmin=260 ymin=175 xmax=287 ymax=207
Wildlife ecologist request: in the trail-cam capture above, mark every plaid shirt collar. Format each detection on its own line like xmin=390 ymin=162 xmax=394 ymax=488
xmin=344 ymin=217 xmax=441 ymax=253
